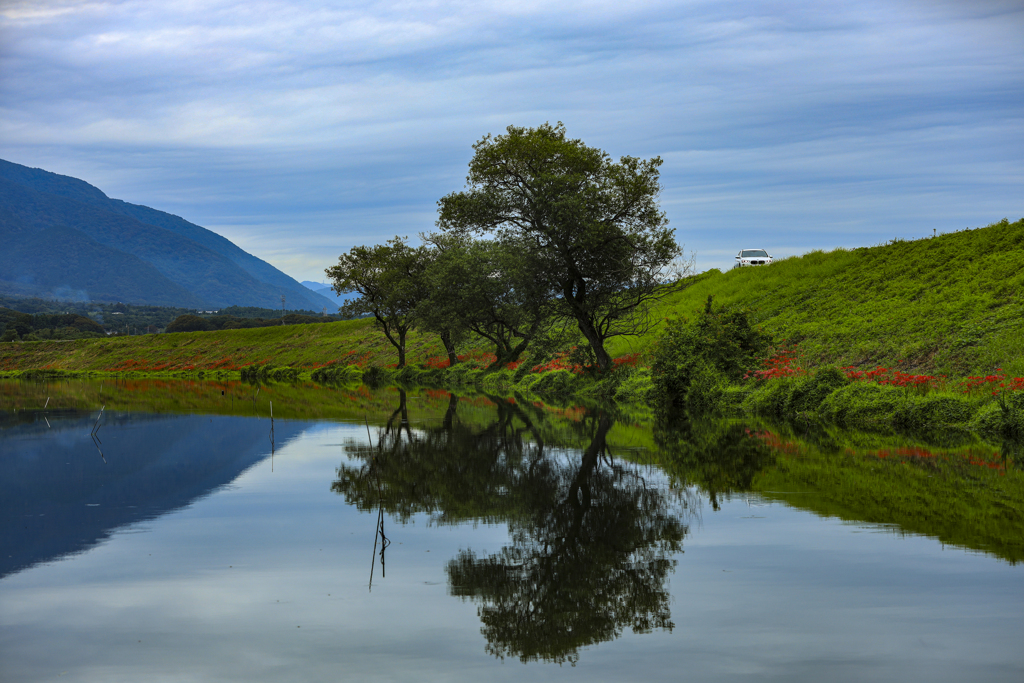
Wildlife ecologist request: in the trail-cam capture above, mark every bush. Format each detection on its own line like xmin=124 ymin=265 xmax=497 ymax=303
xmin=742 ymin=368 xmax=848 ymax=417
xmin=480 ymin=368 xmax=515 ymax=394
xmin=893 ymin=394 xmax=975 ymax=428
xmin=612 ymin=368 xmax=654 ymax=403
xmin=514 ymin=372 xmax=544 ymax=394
xmin=652 ymin=296 xmax=772 ymax=409
xmin=311 ymin=365 xmax=362 ymax=384
xmin=685 ymin=361 xmax=727 ymax=414
xmin=818 ymin=382 xmax=907 ymax=424
xmin=787 ymin=367 xmax=849 ymax=414
xmin=530 ymin=369 xmax=579 ymax=399
xmin=362 ymin=366 xmax=396 ymax=387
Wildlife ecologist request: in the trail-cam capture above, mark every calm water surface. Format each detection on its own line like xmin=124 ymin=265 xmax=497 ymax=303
xmin=1 ymin=381 xmax=1022 ymax=682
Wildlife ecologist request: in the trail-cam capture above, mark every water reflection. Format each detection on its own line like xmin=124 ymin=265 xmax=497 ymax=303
xmin=334 ymin=393 xmax=689 ymax=664
xmin=0 ymin=410 xmax=307 ymax=579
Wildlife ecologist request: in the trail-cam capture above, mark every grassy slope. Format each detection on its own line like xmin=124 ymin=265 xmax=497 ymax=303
xmin=610 ymin=218 xmax=1024 ymax=377
xmin=0 ymin=316 xmax=446 ymax=373
xmin=2 ymin=218 xmax=1022 ymax=377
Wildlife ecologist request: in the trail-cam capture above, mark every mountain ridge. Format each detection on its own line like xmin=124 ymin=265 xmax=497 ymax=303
xmin=0 ymin=159 xmax=337 ymax=311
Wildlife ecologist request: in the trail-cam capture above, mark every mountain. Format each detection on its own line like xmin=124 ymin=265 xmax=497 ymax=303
xmin=0 ymin=159 xmax=337 ymax=310
xmin=301 ymin=280 xmax=355 ymax=307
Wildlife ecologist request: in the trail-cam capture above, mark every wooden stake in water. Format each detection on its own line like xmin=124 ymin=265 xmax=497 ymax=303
xmin=91 ymin=405 xmax=105 ymax=435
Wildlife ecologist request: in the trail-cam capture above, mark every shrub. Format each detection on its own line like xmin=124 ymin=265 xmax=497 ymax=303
xmin=612 ymin=368 xmax=654 ymax=403
xmin=311 ymin=365 xmax=362 ymax=384
xmin=893 ymin=394 xmax=975 ymax=428
xmin=787 ymin=366 xmax=849 ymax=414
xmin=362 ymin=366 xmax=396 ymax=387
xmin=531 ymin=369 xmax=579 ymax=399
xmin=480 ymin=368 xmax=515 ymax=394
xmin=818 ymin=382 xmax=907 ymax=424
xmin=652 ymin=297 xmax=772 ymax=409
xmin=685 ymin=361 xmax=727 ymax=414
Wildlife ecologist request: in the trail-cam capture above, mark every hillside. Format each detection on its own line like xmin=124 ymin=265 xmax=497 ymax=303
xmin=0 ymin=159 xmax=337 ymax=311
xmin=608 ymin=218 xmax=1024 ymax=378
xmin=1 ymin=218 xmax=1022 ymax=378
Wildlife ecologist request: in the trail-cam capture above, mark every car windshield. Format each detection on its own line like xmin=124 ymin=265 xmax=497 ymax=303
xmin=741 ymin=250 xmax=768 ymax=258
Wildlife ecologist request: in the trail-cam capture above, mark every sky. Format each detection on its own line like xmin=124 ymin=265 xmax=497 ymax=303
xmin=1 ymin=0 xmax=1021 ymax=282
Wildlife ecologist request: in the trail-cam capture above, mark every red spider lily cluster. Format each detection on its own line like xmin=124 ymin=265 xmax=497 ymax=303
xmin=962 ymin=369 xmax=1024 ymax=396
xmin=531 ymin=348 xmax=638 ymax=375
xmin=532 ymin=348 xmax=584 ymax=374
xmin=842 ymin=366 xmax=942 ymax=390
xmin=613 ymin=353 xmax=641 ymax=368
xmin=105 ymin=355 xmax=253 ymax=372
xmin=341 ymin=350 xmax=372 ymax=368
xmin=745 ymin=344 xmax=803 ymax=381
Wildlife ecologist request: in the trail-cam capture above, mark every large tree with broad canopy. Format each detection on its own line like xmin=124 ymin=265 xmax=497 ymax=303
xmin=437 ymin=122 xmax=683 ymax=371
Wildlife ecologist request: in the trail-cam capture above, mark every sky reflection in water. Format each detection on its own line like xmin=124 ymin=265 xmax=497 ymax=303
xmin=1 ymin=395 xmax=1022 ymax=682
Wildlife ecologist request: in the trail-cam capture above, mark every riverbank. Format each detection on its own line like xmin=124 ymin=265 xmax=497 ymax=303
xmin=2 ymin=218 xmax=1022 ymax=434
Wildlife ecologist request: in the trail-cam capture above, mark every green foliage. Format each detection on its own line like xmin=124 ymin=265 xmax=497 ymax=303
xmin=420 ymin=234 xmax=555 ymax=368
xmin=651 ymin=298 xmax=772 ymax=410
xmin=165 ymin=314 xmax=212 ymax=333
xmin=892 ymin=394 xmax=975 ymax=428
xmin=529 ymin=369 xmax=580 ymax=399
xmin=612 ymin=368 xmax=654 ymax=403
xmin=310 ymin=364 xmax=362 ymax=385
xmin=0 ymin=306 xmax=105 ymax=340
xmin=437 ymin=122 xmax=682 ymax=370
xmin=743 ymin=366 xmax=849 ymax=417
xmin=327 ymin=237 xmax=429 ymax=368
xmin=237 ymin=364 xmax=303 ymax=383
xmin=362 ymin=366 xmax=397 ymax=388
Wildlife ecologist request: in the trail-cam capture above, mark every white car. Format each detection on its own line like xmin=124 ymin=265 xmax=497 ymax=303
xmin=735 ymin=249 xmax=773 ymax=267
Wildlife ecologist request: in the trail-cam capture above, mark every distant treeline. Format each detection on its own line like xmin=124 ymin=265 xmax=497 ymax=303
xmin=165 ymin=313 xmax=340 ymax=333
xmin=0 ymin=295 xmax=341 ymax=339
xmin=0 ymin=307 xmax=105 ymax=341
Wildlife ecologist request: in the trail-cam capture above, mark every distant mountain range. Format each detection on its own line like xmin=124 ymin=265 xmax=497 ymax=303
xmin=301 ymin=280 xmax=355 ymax=307
xmin=0 ymin=158 xmax=338 ymax=311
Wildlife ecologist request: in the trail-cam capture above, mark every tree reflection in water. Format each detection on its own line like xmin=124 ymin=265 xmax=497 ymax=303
xmin=332 ymin=393 xmax=690 ymax=664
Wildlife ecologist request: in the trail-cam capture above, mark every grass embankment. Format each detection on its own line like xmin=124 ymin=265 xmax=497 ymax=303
xmin=2 ymin=218 xmax=1022 ymax=405
xmin=620 ymin=217 xmax=1024 ymax=377
xmin=0 ymin=315 xmax=445 ymax=378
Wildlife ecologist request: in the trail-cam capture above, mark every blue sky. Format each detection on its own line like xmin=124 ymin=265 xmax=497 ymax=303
xmin=1 ymin=0 xmax=1021 ymax=282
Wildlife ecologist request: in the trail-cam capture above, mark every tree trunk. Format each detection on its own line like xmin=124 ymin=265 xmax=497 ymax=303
xmin=573 ymin=315 xmax=612 ymax=371
xmin=396 ymin=328 xmax=407 ymax=368
xmin=440 ymin=330 xmax=458 ymax=367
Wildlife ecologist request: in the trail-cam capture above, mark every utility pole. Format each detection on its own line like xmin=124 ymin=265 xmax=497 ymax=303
xmin=281 ymin=294 xmax=286 ymax=325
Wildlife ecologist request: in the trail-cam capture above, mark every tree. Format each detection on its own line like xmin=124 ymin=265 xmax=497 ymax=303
xmin=437 ymin=122 xmax=683 ymax=371
xmin=419 ymin=233 xmax=556 ymax=369
xmin=325 ymin=237 xmax=428 ymax=368
xmin=165 ymin=314 xmax=212 ymax=333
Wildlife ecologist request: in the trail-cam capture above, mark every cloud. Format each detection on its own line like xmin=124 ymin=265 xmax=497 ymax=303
xmin=1 ymin=0 xmax=1021 ymax=277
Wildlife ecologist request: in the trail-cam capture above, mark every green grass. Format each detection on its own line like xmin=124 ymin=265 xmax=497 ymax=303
xmin=610 ymin=218 xmax=1024 ymax=378
xmin=0 ymin=316 xmax=447 ymax=376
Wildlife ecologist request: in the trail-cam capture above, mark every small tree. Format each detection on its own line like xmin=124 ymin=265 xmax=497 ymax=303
xmin=437 ymin=122 xmax=683 ymax=371
xmin=325 ymin=237 xmax=428 ymax=368
xmin=419 ymin=233 xmax=555 ymax=369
